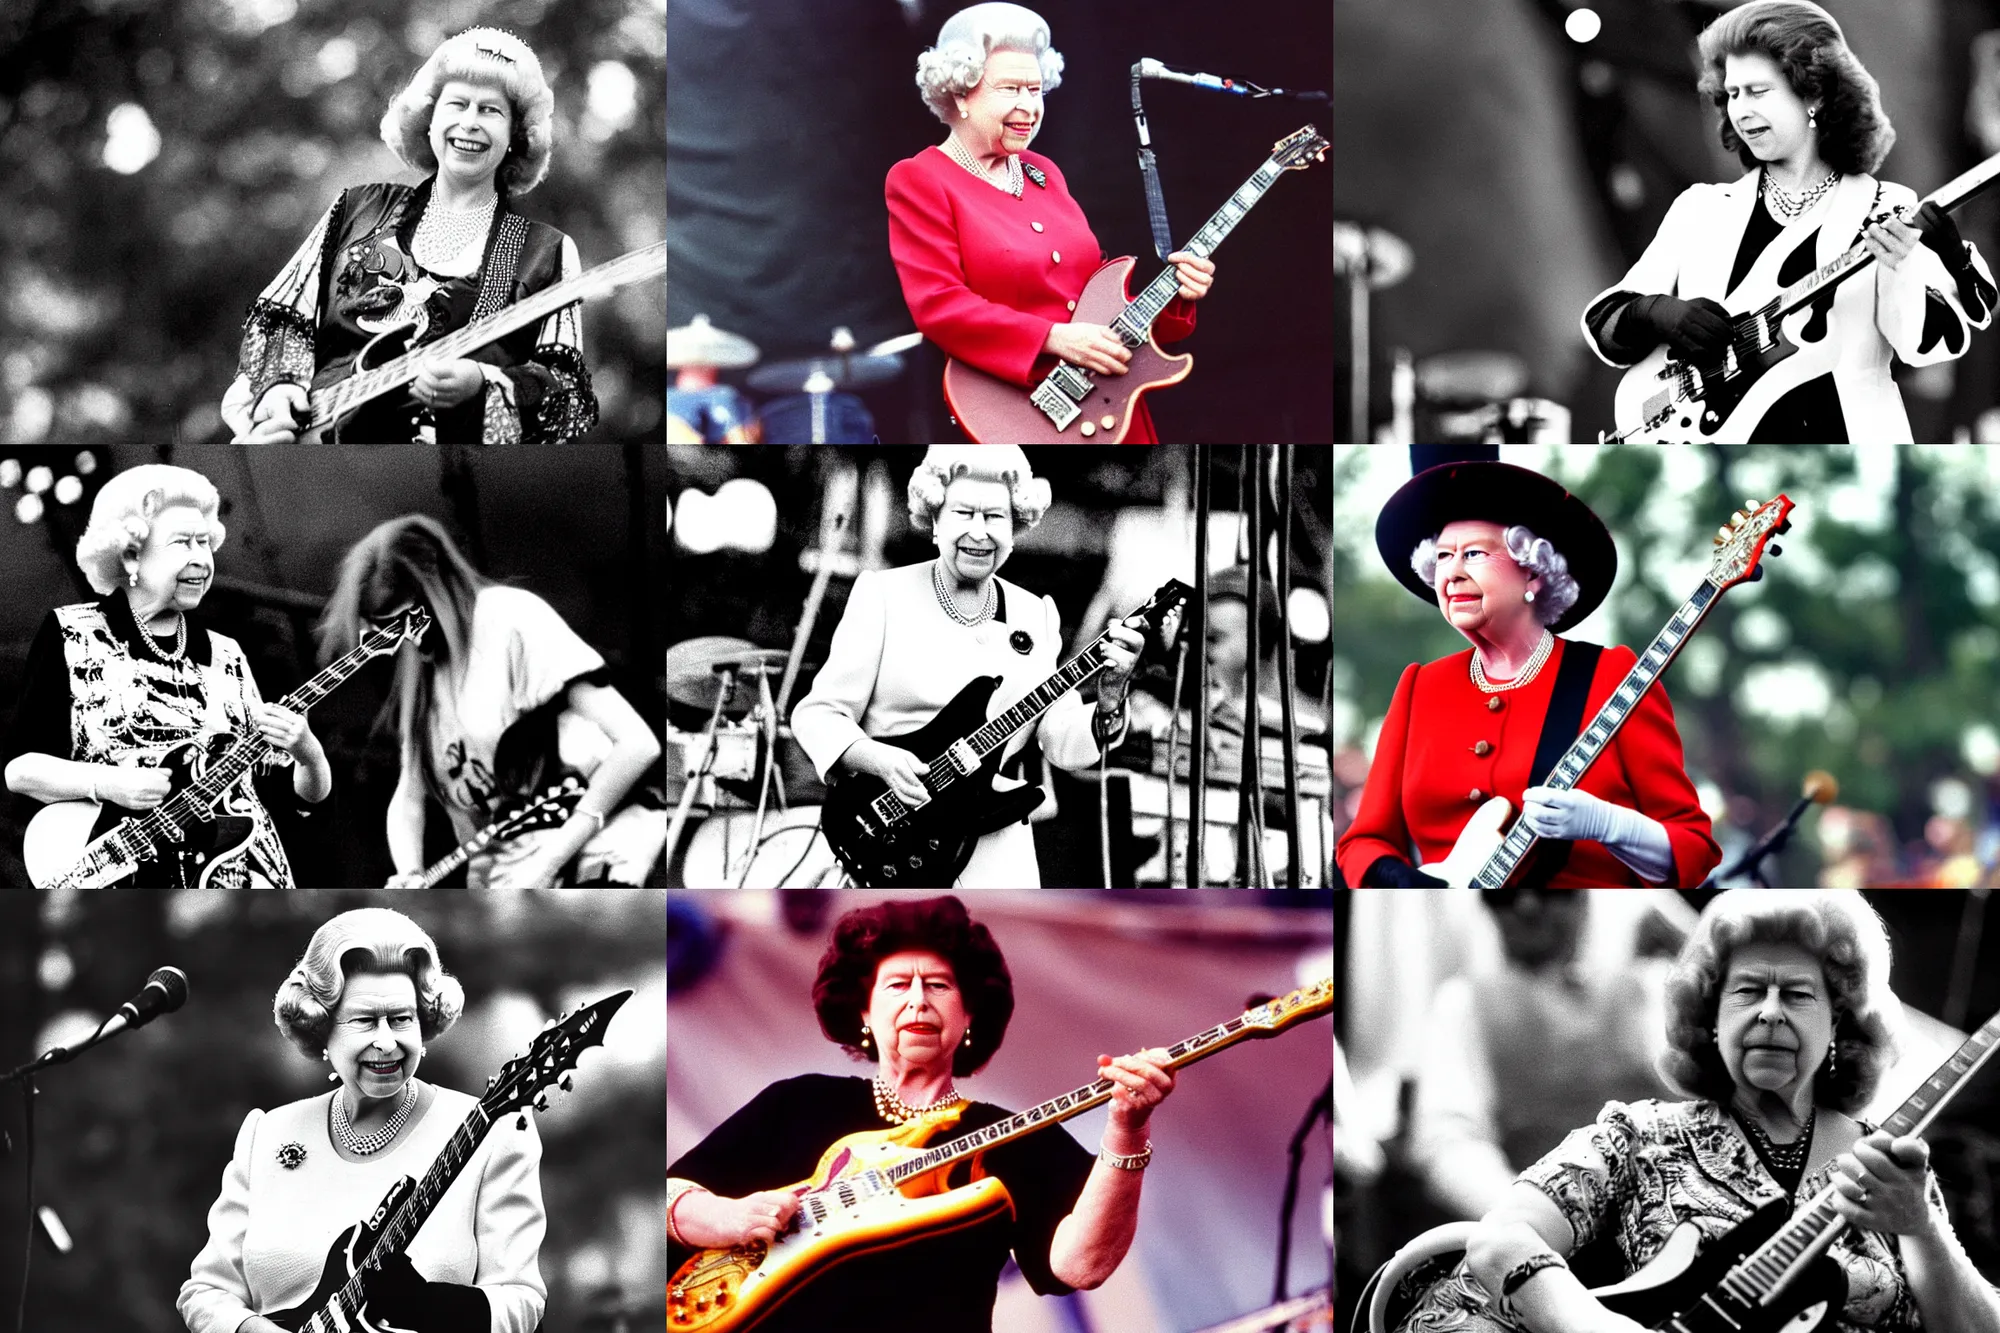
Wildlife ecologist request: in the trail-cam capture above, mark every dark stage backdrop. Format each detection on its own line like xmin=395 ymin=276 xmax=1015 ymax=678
xmin=667 ymin=0 xmax=1333 ymax=443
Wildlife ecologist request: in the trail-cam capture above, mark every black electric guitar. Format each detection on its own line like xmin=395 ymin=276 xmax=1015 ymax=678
xmin=1583 ymin=1003 xmax=2000 ymax=1333
xmin=820 ymin=579 xmax=1191 ymax=886
xmin=1605 ymin=151 xmax=2000 ymax=443
xmin=23 ymin=607 xmax=432 ymax=890
xmin=413 ymin=777 xmax=584 ymax=887
xmin=264 ymin=989 xmax=630 ymax=1333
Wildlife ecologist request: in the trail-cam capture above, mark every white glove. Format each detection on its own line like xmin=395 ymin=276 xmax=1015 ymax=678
xmin=1520 ymin=786 xmax=1675 ymax=884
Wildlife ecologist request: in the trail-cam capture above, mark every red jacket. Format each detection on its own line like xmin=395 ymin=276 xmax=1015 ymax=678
xmin=886 ymin=145 xmax=1196 ymax=443
xmin=1335 ymin=639 xmax=1721 ymax=888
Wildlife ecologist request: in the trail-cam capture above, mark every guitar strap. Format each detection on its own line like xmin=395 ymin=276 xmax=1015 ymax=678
xmin=1520 ymin=640 xmax=1601 ymax=887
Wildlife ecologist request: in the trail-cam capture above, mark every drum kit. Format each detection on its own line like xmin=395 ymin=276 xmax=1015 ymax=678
xmin=667 ymin=313 xmax=923 ymax=444
xmin=665 ymin=636 xmax=840 ymax=888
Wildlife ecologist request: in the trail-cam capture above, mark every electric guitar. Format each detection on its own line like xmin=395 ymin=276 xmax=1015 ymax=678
xmin=412 ymin=777 xmax=584 ymax=887
xmin=1577 ymin=1003 xmax=2000 ymax=1333
xmin=264 ymin=989 xmax=630 ymax=1333
xmin=304 ymin=239 xmax=666 ymax=443
xmin=819 ymin=579 xmax=1190 ymax=886
xmin=1605 ymin=152 xmax=2000 ymax=443
xmin=1420 ymin=496 xmax=1794 ymax=888
xmin=944 ymin=126 xmax=1328 ymax=442
xmin=667 ymin=979 xmax=1333 ymax=1333
xmin=23 ymin=607 xmax=432 ymax=890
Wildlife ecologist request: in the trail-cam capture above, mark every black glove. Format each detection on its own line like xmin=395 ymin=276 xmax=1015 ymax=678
xmin=1360 ymin=855 xmax=1448 ymax=888
xmin=1911 ymin=201 xmax=1972 ymax=276
xmin=363 ymin=1251 xmax=492 ymax=1333
xmin=1625 ymin=293 xmax=1734 ymax=360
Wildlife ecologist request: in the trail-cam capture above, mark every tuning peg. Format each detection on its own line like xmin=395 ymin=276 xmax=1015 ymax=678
xmin=516 ymin=1113 xmax=529 ymax=1129
xmin=1745 ymin=499 xmax=1760 ymax=511
xmin=1717 ymin=525 xmax=1732 ymax=543
xmin=559 ymin=1074 xmax=574 ymax=1093
xmin=1768 ymin=544 xmax=1782 ymax=557
xmin=534 ymin=1093 xmax=550 ymax=1112
xmin=1777 ymin=518 xmax=1792 ymax=535
xmin=1730 ymin=510 xmax=1747 ymax=526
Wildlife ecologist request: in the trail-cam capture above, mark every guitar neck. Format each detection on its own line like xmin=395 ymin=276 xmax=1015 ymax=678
xmin=962 ymin=637 xmax=1112 ymax=761
xmin=335 ymin=1105 xmax=496 ymax=1309
xmin=885 ymin=1000 xmax=1292 ymax=1183
xmin=420 ymin=838 xmax=483 ymax=889
xmin=1110 ymin=153 xmax=1287 ymax=342
xmin=1729 ymin=1009 xmax=2000 ymax=1302
xmin=1473 ymin=582 xmax=1721 ymax=887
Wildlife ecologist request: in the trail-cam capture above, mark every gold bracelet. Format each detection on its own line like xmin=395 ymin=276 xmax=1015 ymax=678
xmin=667 ymin=1178 xmax=709 ymax=1246
xmin=1099 ymin=1142 xmax=1153 ymax=1171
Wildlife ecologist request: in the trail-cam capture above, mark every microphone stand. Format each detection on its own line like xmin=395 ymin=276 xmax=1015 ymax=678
xmin=1700 ymin=793 xmax=1815 ymax=888
xmin=1276 ymin=444 xmax=1303 ymax=889
xmin=1273 ymin=1074 xmax=1334 ymax=1304
xmin=665 ymin=667 xmax=737 ymax=875
xmin=1191 ymin=446 xmax=1212 ymax=888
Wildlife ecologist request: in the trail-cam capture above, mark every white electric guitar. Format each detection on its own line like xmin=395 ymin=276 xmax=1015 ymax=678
xmin=1420 ymin=495 xmax=1795 ymax=889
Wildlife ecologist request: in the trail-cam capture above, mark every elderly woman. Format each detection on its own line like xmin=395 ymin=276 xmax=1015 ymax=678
xmin=2 ymin=464 xmax=331 ymax=889
xmin=1394 ymin=890 xmax=2000 ymax=1333
xmin=790 ymin=445 xmax=1142 ymax=887
xmin=318 ymin=515 xmax=662 ymax=889
xmin=667 ymin=894 xmax=1175 ymax=1332
xmin=887 ymin=3 xmax=1216 ymax=443
xmin=179 ymin=907 xmax=545 ymax=1332
xmin=220 ymin=27 xmax=597 ymax=445
xmin=1335 ymin=461 xmax=1718 ymax=888
xmin=1582 ymin=0 xmax=1993 ymax=442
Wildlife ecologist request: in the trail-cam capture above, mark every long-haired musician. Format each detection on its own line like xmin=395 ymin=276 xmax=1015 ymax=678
xmin=317 ymin=515 xmax=663 ymax=889
xmin=1 ymin=464 xmax=331 ymax=889
xmin=887 ymin=3 xmax=1215 ymax=443
xmin=1333 ymin=462 xmax=1719 ymax=889
xmin=1389 ymin=890 xmax=2000 ymax=1333
xmin=178 ymin=908 xmax=545 ymax=1333
xmin=1582 ymin=0 xmax=1994 ymax=442
xmin=788 ymin=445 xmax=1142 ymax=887
xmin=667 ymin=894 xmax=1175 ymax=1333
xmin=219 ymin=27 xmax=597 ymax=445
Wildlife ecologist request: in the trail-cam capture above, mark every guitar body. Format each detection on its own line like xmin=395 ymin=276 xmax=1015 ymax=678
xmin=820 ymin=675 xmax=1045 ymax=887
xmin=1417 ymin=796 xmax=1515 ymax=889
xmin=264 ymin=1177 xmax=419 ymax=1333
xmin=944 ymin=258 xmax=1191 ymax=443
xmin=23 ymin=736 xmax=259 ymax=889
xmin=669 ymin=1109 xmax=1015 ymax=1333
xmin=1611 ymin=303 xmax=1835 ymax=443
xmin=1592 ymin=1199 xmax=1846 ymax=1333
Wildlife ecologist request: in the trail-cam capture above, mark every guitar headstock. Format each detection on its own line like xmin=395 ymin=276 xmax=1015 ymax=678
xmin=492 ymin=777 xmax=586 ymax=842
xmin=1123 ymin=578 xmax=1194 ymax=654
xmin=1243 ymin=978 xmax=1332 ymax=1035
xmin=1708 ymin=495 xmax=1795 ymax=591
xmin=359 ymin=605 xmax=434 ymax=660
xmin=1272 ymin=126 xmax=1330 ymax=171
xmin=480 ymin=989 xmax=631 ymax=1125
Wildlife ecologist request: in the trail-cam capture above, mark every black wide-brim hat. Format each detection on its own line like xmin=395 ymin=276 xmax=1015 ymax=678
xmin=1374 ymin=461 xmax=1617 ymax=634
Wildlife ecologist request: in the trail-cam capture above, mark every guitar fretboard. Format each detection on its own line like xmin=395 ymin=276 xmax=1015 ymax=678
xmin=966 ymin=641 xmax=1110 ymax=759
xmin=1472 ymin=582 xmax=1719 ymax=888
xmin=1716 ymin=1009 xmax=2000 ymax=1311
xmin=1109 ymin=157 xmax=1285 ymax=344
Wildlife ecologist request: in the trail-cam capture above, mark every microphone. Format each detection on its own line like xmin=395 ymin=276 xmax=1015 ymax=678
xmin=99 ymin=966 xmax=190 ymax=1041
xmin=1137 ymin=58 xmax=1248 ymax=95
xmin=1708 ymin=771 xmax=1838 ymax=886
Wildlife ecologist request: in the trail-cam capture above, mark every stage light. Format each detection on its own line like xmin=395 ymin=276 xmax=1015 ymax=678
xmin=74 ymin=451 xmax=97 ymax=475
xmin=715 ymin=478 xmax=777 ymax=554
xmin=15 ymin=493 xmax=44 ymax=525
xmin=24 ymin=466 xmax=52 ymax=494
xmin=0 ymin=459 xmax=19 ymax=488
xmin=674 ymin=489 xmax=722 ymax=555
xmin=102 ymin=102 xmax=162 ymax=175
xmin=53 ymin=475 xmax=83 ymax=505
xmin=1566 ymin=7 xmax=1602 ymax=42
xmin=1287 ymin=587 xmax=1330 ymax=643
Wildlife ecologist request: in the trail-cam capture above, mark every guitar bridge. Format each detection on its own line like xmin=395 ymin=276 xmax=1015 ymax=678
xmin=1030 ymin=364 xmax=1091 ymax=430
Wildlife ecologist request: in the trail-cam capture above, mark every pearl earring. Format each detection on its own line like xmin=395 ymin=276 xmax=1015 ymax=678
xmin=1826 ymin=1041 xmax=1838 ymax=1079
xmin=128 ymin=570 xmax=138 ymax=588
xmin=1524 ymin=590 xmax=1536 ymax=603
xmin=328 ymin=1070 xmax=342 ymax=1084
xmin=960 ymin=106 xmax=969 ymax=119
xmin=859 ymin=1024 xmax=874 ymax=1056
xmin=1808 ymin=108 xmax=1817 ymax=129
xmin=963 ymin=1023 xmax=973 ymax=1049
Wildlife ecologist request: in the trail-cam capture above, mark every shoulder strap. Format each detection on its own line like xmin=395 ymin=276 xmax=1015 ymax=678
xmin=1521 ymin=640 xmax=1602 ymax=887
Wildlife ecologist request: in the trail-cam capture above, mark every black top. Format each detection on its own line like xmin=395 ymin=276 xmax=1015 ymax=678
xmin=667 ymin=1074 xmax=1096 ymax=1332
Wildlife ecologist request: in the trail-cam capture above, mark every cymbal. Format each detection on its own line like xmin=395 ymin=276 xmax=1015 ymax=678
xmin=866 ymin=332 xmax=923 ymax=357
xmin=748 ymin=354 xmax=903 ymax=394
xmin=668 ymin=314 xmax=760 ymax=370
xmin=666 ymin=637 xmax=789 ymax=714
xmin=1333 ymin=220 xmax=1414 ymax=290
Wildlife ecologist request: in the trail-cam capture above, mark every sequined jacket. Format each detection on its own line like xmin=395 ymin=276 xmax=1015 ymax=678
xmin=231 ymin=177 xmax=597 ymax=444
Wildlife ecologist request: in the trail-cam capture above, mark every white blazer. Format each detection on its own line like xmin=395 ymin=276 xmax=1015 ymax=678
xmin=1581 ymin=171 xmax=1993 ymax=441
xmin=791 ymin=562 xmax=1106 ymax=887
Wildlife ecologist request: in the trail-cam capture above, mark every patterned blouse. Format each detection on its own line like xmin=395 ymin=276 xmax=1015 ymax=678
xmin=1401 ymin=1099 xmax=1944 ymax=1333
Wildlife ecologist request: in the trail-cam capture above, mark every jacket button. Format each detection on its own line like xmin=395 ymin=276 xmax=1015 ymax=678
xmin=1066 ymin=300 xmax=1076 ymax=312
xmin=1052 ymin=250 xmax=1061 ymax=263
xmin=1469 ymin=789 xmax=1486 ymax=803
xmin=1473 ymin=741 xmax=1492 ymax=757
xmin=1487 ymin=696 xmax=1503 ymax=712
xmin=1032 ymin=222 xmax=1045 ymax=232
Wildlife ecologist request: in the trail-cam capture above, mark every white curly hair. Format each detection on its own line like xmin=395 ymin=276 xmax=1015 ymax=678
xmin=272 ymin=908 xmax=465 ymax=1059
xmin=74 ymin=464 xmax=227 ymax=597
xmin=1409 ymin=524 xmax=1581 ymax=627
xmin=916 ymin=3 xmax=1064 ymax=127
xmin=908 ymin=445 xmax=1051 ymax=533
xmin=380 ymin=27 xmax=555 ymax=196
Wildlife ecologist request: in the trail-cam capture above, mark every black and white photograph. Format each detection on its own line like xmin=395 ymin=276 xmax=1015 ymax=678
xmin=663 ymin=444 xmax=1335 ymax=889
xmin=1336 ymin=0 xmax=2000 ymax=443
xmin=0 ymin=888 xmax=666 ymax=1331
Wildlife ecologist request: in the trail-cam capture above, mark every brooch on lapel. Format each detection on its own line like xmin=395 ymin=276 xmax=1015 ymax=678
xmin=1023 ymin=163 xmax=1048 ymax=190
xmin=1010 ymin=630 xmax=1033 ymax=654
xmin=276 ymin=1142 xmax=308 ymax=1170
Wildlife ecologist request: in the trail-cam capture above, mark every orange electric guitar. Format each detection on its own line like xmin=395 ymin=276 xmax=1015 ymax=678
xmin=667 ymin=979 xmax=1332 ymax=1332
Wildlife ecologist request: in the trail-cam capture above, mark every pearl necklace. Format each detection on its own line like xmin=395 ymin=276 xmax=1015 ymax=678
xmin=942 ymin=136 xmax=1023 ymax=199
xmin=1738 ymin=1105 xmax=1815 ymax=1178
xmin=135 ymin=613 xmax=188 ymax=664
xmin=932 ymin=561 xmax=996 ymax=626
xmin=1762 ymin=168 xmax=1839 ymax=222
xmin=1469 ymin=628 xmax=1555 ymax=694
xmin=332 ymin=1082 xmax=418 ymax=1156
xmin=871 ymin=1074 xmax=964 ymax=1125
xmin=413 ymin=193 xmax=498 ymax=269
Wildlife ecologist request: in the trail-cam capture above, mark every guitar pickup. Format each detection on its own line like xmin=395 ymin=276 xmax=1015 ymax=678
xmin=946 ymin=739 xmax=980 ymax=775
xmin=1031 ymin=365 xmax=1091 ymax=430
